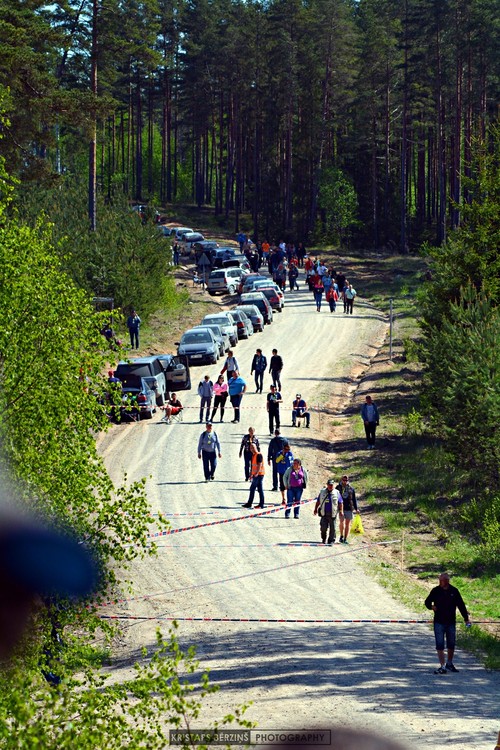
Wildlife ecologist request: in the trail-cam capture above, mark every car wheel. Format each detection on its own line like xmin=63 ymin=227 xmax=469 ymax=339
xmin=208 ymin=291 xmax=215 ymax=296
xmin=212 ymin=355 xmax=218 ymax=364
xmin=227 ymin=285 xmax=235 ymax=295
xmin=156 ymin=393 xmax=165 ymax=407
xmin=141 ymin=410 xmax=153 ymax=420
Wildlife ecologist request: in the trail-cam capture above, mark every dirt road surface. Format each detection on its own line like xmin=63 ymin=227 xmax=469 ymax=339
xmin=98 ymin=283 xmax=499 ymax=750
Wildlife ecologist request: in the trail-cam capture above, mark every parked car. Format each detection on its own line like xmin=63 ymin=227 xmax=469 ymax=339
xmin=201 ymin=312 xmax=239 ymax=347
xmin=194 ymin=240 xmax=219 ymax=262
xmin=120 ymin=376 xmax=157 ymax=420
xmin=240 ymin=274 xmax=268 ymax=295
xmin=230 ymin=309 xmax=254 ymax=339
xmin=173 ymin=227 xmax=194 ymax=241
xmin=176 ymin=328 xmax=219 ymax=365
xmin=253 ymin=279 xmax=285 ymax=304
xmin=211 ymin=247 xmax=238 ymax=268
xmin=181 ymin=231 xmax=205 ymax=254
xmin=234 ymin=304 xmax=264 ymax=333
xmin=252 ymin=284 xmax=284 ymax=312
xmin=222 ymin=255 xmax=251 ymax=271
xmin=115 ymin=355 xmax=172 ymax=406
xmin=207 ymin=267 xmax=248 ymax=296
xmin=239 ymin=292 xmax=274 ymax=325
xmin=193 ymin=324 xmax=229 ymax=356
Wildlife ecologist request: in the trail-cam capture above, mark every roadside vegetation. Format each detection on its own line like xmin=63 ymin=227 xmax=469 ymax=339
xmin=326 ymin=132 xmax=500 ymax=668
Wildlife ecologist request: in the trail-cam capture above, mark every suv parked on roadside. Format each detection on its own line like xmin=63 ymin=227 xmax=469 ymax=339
xmin=207 ymin=267 xmax=247 ymax=296
xmin=115 ymin=354 xmax=190 ymax=406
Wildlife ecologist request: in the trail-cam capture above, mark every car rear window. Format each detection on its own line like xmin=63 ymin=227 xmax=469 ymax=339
xmin=116 ymin=364 xmax=151 ymax=378
xmin=210 ymin=271 xmax=225 ymax=279
xmin=205 ymin=317 xmax=229 ymax=326
xmin=182 ymin=331 xmax=212 ymax=344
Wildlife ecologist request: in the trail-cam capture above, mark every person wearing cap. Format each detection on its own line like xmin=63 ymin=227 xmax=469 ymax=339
xmin=336 ymin=475 xmax=358 ymax=543
xmin=266 ymin=384 xmax=282 ymax=435
xmin=197 ymin=422 xmax=222 ymax=481
xmin=292 ymin=394 xmax=310 ymax=428
xmin=283 ymin=458 xmax=308 ymax=519
xmin=314 ymin=479 xmax=343 ymax=544
xmin=267 ymin=429 xmax=287 ymax=491
xmin=126 ymin=308 xmax=141 ymax=349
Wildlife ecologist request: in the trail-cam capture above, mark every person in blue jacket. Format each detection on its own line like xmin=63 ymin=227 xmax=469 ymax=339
xmin=228 ymin=370 xmax=247 ymax=423
xmin=275 ymin=443 xmax=294 ymax=505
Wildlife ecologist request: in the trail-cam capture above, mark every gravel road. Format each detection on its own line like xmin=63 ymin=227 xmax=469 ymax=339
xmin=98 ymin=282 xmax=499 ymax=750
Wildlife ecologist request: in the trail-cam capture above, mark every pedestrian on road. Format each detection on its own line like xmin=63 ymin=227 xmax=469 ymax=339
xmin=220 ymin=351 xmax=239 ymax=382
xmin=251 ymin=348 xmax=267 ymax=393
xmin=239 ymin=427 xmax=260 ymax=481
xmin=269 ymin=349 xmax=283 ymax=390
xmin=283 ymin=458 xmax=308 ymax=519
xmin=292 ymin=394 xmax=310 ymax=427
xmin=267 ymin=429 xmax=287 ymax=491
xmin=126 ymin=309 xmax=141 ymax=349
xmin=243 ymin=447 xmax=266 ymax=509
xmin=326 ymin=285 xmax=339 ymax=313
xmin=313 ymin=275 xmax=324 ymax=312
xmin=228 ymin=370 xmax=247 ymax=423
xmin=197 ymin=374 xmax=213 ymax=423
xmin=288 ymin=264 xmax=299 ymax=291
xmin=210 ymin=374 xmax=228 ymax=422
xmin=314 ymin=479 xmax=343 ymax=544
xmin=266 ymin=384 xmax=282 ymax=435
xmin=336 ymin=475 xmax=358 ymax=543
xmin=425 ymin=573 xmax=471 ymax=674
xmin=275 ymin=443 xmax=294 ymax=504
xmin=197 ymin=422 xmax=221 ymax=482
xmin=345 ymin=283 xmax=357 ymax=314
xmin=173 ymin=243 xmax=180 ymax=265
xmin=361 ymin=395 xmax=380 ymax=449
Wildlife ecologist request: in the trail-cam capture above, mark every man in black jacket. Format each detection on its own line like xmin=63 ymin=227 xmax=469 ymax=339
xmin=269 ymin=349 xmax=283 ymax=390
xmin=267 ymin=429 xmax=287 ymax=491
xmin=425 ymin=573 xmax=470 ymax=674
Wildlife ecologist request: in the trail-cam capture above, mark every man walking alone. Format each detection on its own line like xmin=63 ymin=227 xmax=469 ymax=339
xmin=425 ymin=573 xmax=471 ymax=674
xmin=251 ymin=349 xmax=267 ymax=393
xmin=314 ymin=479 xmax=343 ymax=544
xmin=197 ymin=422 xmax=221 ymax=482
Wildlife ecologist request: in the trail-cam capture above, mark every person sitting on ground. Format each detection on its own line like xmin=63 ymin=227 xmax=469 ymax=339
xmin=160 ymin=393 xmax=183 ymax=423
xmin=292 ymin=394 xmax=310 ymax=427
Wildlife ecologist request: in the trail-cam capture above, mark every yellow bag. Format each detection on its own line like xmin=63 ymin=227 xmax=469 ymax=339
xmin=351 ymin=514 xmax=364 ymax=535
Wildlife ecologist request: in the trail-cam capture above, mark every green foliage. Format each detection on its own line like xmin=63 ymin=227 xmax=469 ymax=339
xmin=461 ymin=494 xmax=500 ymax=568
xmin=0 ymin=627 xmax=253 ymax=748
xmin=17 ymin=180 xmax=172 ymax=318
xmin=421 ymin=287 xmax=500 ymax=490
xmin=0 ymin=217 xmax=164 ymax=604
xmin=419 ymin=126 xmax=500 ymax=329
xmin=317 ymin=166 xmax=359 ymax=245
xmin=401 ymin=408 xmax=425 ymax=436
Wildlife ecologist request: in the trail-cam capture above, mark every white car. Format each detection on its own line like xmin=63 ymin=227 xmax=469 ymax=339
xmin=201 ymin=312 xmax=238 ymax=347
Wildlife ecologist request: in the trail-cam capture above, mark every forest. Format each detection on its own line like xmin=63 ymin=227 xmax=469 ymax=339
xmin=0 ymin=0 xmax=498 ymax=246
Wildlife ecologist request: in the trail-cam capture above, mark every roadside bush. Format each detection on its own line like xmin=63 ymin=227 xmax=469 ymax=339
xmin=421 ymin=287 xmax=500 ymax=491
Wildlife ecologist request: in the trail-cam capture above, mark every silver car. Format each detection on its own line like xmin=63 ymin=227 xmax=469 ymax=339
xmin=201 ymin=313 xmax=238 ymax=347
xmin=193 ymin=324 xmax=229 ymax=355
xmin=207 ymin=267 xmax=247 ymax=296
xmin=230 ymin=309 xmax=254 ymax=339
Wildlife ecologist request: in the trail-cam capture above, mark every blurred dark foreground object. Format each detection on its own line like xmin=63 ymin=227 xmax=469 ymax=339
xmin=0 ymin=521 xmax=99 ymax=659
xmin=263 ymin=727 xmax=409 ymax=750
